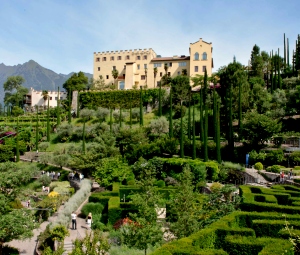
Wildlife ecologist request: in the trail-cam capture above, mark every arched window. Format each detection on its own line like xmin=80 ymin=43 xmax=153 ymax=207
xmin=202 ymin=52 xmax=207 ymax=60
xmin=194 ymin=52 xmax=199 ymax=60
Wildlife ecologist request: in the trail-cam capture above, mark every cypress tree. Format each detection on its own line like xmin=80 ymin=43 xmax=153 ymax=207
xmin=284 ymin=33 xmax=286 ymax=72
xmin=273 ymin=52 xmax=278 ymax=90
xmin=140 ymin=86 xmax=144 ymax=126
xmin=204 ymin=102 xmax=208 ymax=162
xmin=199 ymin=89 xmax=204 ymax=143
xmin=203 ymin=69 xmax=208 ymax=162
xmin=216 ymin=101 xmax=221 ymax=163
xmin=270 ymin=51 xmax=273 ymax=93
xmin=36 ymin=106 xmax=39 ymax=152
xmin=129 ymin=95 xmax=132 ymax=128
xmin=82 ymin=119 xmax=86 ymax=154
xmin=192 ymin=98 xmax=196 ymax=159
xmin=158 ymin=83 xmax=162 ymax=117
xmin=68 ymin=89 xmax=72 ymax=124
xmin=180 ymin=102 xmax=184 ymax=158
xmin=213 ymin=86 xmax=217 ymax=142
xmin=287 ymin=38 xmax=290 ymax=67
xmin=278 ymin=48 xmax=282 ymax=89
xmin=57 ymin=87 xmax=61 ymax=126
xmin=16 ymin=117 xmax=20 ymax=162
xmin=47 ymin=97 xmax=50 ymax=142
xmin=293 ymin=49 xmax=295 ymax=74
xmin=238 ymin=81 xmax=242 ymax=137
xmin=187 ymin=88 xmax=191 ymax=140
xmin=169 ymin=87 xmax=173 ymax=138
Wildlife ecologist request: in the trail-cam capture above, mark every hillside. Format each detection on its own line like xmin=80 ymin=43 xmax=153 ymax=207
xmin=0 ymin=60 xmax=92 ymax=103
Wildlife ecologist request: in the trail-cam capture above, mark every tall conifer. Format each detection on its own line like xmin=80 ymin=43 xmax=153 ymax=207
xmin=169 ymin=87 xmax=173 ymax=138
xmin=216 ymin=101 xmax=221 ymax=163
xmin=57 ymin=87 xmax=61 ymax=126
xmin=16 ymin=117 xmax=20 ymax=162
xmin=187 ymin=88 xmax=191 ymax=140
xmin=180 ymin=102 xmax=184 ymax=158
xmin=47 ymin=97 xmax=50 ymax=142
xmin=278 ymin=48 xmax=281 ymax=89
xmin=82 ymin=120 xmax=86 ymax=154
xmin=36 ymin=106 xmax=39 ymax=151
xmin=192 ymin=99 xmax=196 ymax=160
xmin=68 ymin=89 xmax=72 ymax=124
xmin=140 ymin=86 xmax=144 ymax=126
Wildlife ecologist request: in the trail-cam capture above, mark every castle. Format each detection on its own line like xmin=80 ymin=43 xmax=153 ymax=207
xmin=93 ymin=38 xmax=213 ymax=89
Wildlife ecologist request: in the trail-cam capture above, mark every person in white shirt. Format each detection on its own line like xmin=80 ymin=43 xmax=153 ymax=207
xmin=71 ymin=211 xmax=77 ymax=230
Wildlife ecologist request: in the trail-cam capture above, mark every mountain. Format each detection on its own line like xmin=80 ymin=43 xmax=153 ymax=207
xmin=0 ymin=60 xmax=92 ymax=104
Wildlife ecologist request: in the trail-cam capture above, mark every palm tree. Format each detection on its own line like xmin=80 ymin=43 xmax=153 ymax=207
xmin=153 ymin=67 xmax=158 ymax=88
xmin=112 ymin=69 xmax=119 ymax=90
xmin=42 ymin=90 xmax=48 ymax=109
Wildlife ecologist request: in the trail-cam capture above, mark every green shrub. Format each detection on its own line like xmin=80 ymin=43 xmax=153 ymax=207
xmin=294 ymin=166 xmax=300 ymax=170
xmin=127 ymin=180 xmax=136 ymax=185
xmin=254 ymin=162 xmax=263 ymax=170
xmin=268 ymin=165 xmax=281 ymax=173
xmin=81 ymin=202 xmax=104 ymax=217
xmin=2 ymin=245 xmax=19 ymax=255
xmin=154 ymin=180 xmax=166 ymax=188
xmin=108 ymin=197 xmax=122 ymax=224
xmin=10 ymin=199 xmax=23 ymax=209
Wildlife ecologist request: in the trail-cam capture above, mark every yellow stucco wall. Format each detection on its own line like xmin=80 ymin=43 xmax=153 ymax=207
xmin=93 ymin=38 xmax=213 ymax=89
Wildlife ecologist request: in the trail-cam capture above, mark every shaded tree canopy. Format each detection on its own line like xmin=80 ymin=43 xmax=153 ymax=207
xmin=3 ymin=76 xmax=28 ymax=106
xmin=63 ymin=71 xmax=88 ymax=94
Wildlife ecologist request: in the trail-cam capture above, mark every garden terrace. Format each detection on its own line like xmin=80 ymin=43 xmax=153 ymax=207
xmin=151 ymin=185 xmax=300 ymax=255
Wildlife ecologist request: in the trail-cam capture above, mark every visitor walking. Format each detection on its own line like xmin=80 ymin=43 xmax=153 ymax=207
xmin=71 ymin=211 xmax=77 ymax=230
xmin=290 ymin=169 xmax=293 ymax=180
xmin=86 ymin=212 xmax=92 ymax=229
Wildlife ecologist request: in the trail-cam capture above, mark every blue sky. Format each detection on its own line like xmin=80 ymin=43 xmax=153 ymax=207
xmin=0 ymin=0 xmax=299 ymax=74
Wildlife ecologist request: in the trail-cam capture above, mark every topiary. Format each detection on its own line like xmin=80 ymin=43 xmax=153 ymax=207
xmin=154 ymin=180 xmax=166 ymax=188
xmin=269 ymin=165 xmax=281 ymax=173
xmin=254 ymin=162 xmax=263 ymax=170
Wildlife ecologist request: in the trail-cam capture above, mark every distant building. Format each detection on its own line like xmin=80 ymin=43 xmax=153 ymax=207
xmin=24 ymin=87 xmax=67 ymax=108
xmin=93 ymin=38 xmax=213 ymax=90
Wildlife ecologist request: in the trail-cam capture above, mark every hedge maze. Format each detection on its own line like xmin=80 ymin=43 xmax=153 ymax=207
xmin=151 ymin=185 xmax=300 ymax=255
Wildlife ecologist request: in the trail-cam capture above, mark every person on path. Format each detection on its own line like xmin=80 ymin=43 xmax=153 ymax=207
xmin=86 ymin=212 xmax=92 ymax=229
xmin=27 ymin=199 xmax=30 ymax=208
xmin=289 ymin=168 xmax=293 ymax=180
xmin=71 ymin=211 xmax=77 ymax=230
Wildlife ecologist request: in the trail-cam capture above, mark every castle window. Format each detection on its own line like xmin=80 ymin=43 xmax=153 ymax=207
xmin=195 ymin=66 xmax=199 ymax=72
xmin=202 ymin=66 xmax=207 ymax=72
xmin=153 ymin=63 xmax=162 ymax=68
xmin=126 ymin=55 xmax=130 ymax=60
xmin=96 ymin=57 xmax=100 ymax=62
xmin=103 ymin=57 xmax=107 ymax=61
xmin=50 ymin=97 xmax=52 ymax=100
xmin=177 ymin=71 xmax=181 ymax=75
xmin=202 ymin=52 xmax=207 ymax=60
xmin=137 ymin=56 xmax=141 ymax=60
xmin=106 ymin=75 xmax=109 ymax=79
xmin=160 ymin=72 xmax=163 ymax=77
xmin=112 ymin=66 xmax=116 ymax=70
xmin=168 ymin=72 xmax=171 ymax=76
xmin=169 ymin=62 xmax=172 ymax=67
xmin=179 ymin=62 xmax=187 ymax=67
xmin=55 ymin=97 xmax=57 ymax=100
xmin=141 ymin=75 xmax=146 ymax=80
xmin=98 ymin=67 xmax=100 ymax=71
xmin=137 ymin=64 xmax=140 ymax=70
xmin=118 ymin=56 xmax=122 ymax=60
xmin=194 ymin=52 xmax=199 ymax=60
xmin=144 ymin=64 xmax=147 ymax=69
xmin=143 ymin=55 xmax=147 ymax=60
xmin=111 ymin=56 xmax=114 ymax=61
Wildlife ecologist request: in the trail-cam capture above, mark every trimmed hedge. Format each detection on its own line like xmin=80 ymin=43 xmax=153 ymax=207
xmin=224 ymin=235 xmax=294 ymax=255
xmin=240 ymin=185 xmax=300 ymax=213
xmin=150 ymin=210 xmax=300 ymax=255
xmin=80 ymin=89 xmax=165 ymax=109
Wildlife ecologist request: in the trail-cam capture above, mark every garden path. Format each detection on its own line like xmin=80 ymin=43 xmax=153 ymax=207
xmin=8 ymin=183 xmax=91 ymax=255
xmin=7 ymin=204 xmax=65 ymax=255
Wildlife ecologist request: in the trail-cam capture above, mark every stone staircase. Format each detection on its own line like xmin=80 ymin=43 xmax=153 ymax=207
xmin=63 ymin=241 xmax=73 ymax=255
xmin=245 ymin=168 xmax=269 ymax=185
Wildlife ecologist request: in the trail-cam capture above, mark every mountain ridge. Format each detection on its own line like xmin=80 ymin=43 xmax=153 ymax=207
xmin=0 ymin=60 xmax=92 ymax=103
